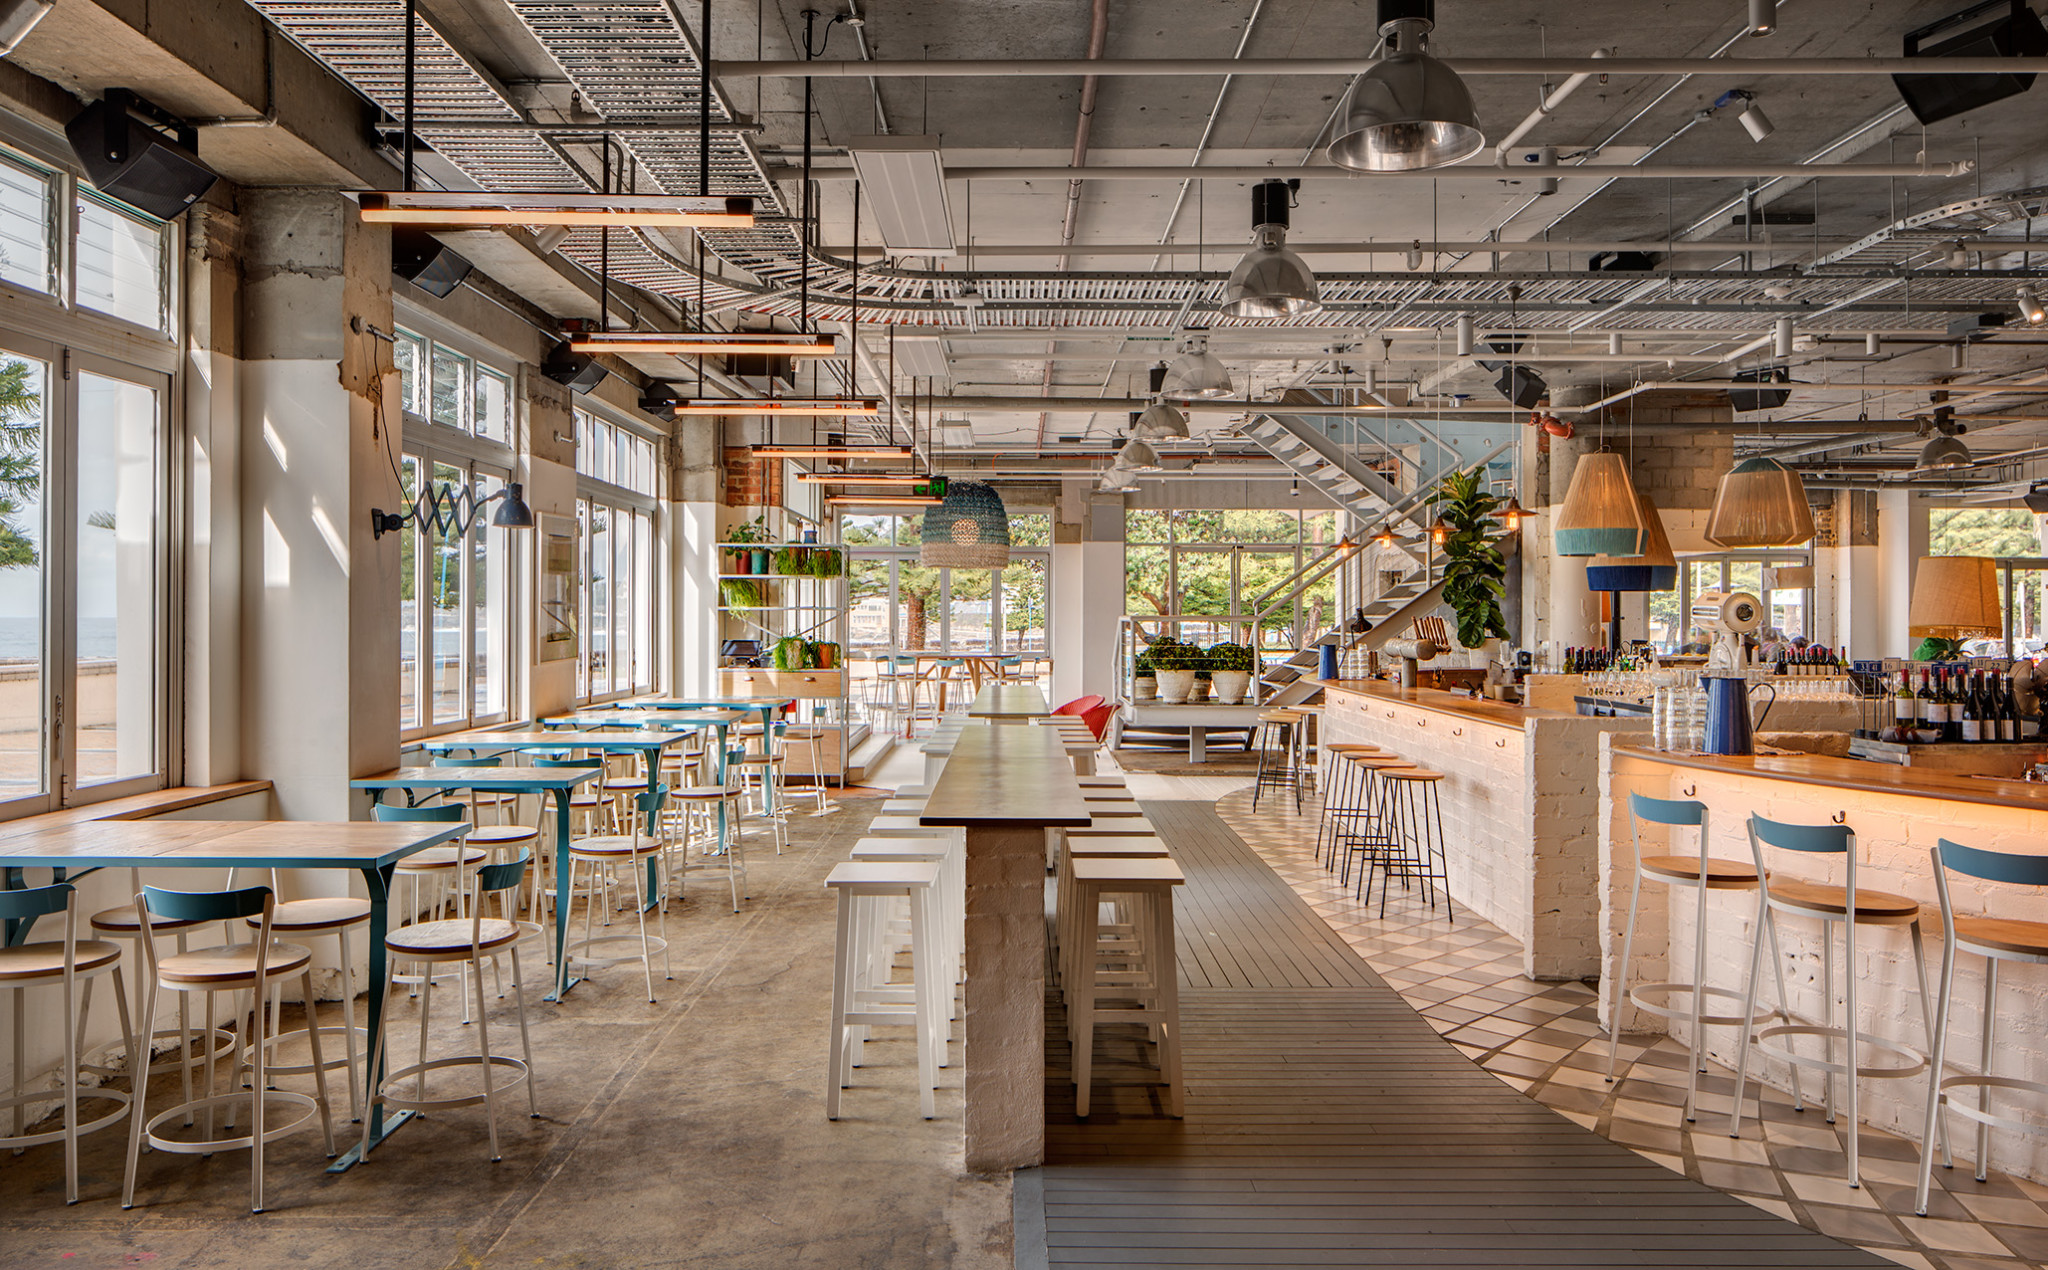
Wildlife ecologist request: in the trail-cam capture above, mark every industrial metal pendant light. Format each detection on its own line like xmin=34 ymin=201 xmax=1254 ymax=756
xmin=1327 ymin=0 xmax=1485 ymax=173
xmin=1553 ymin=451 xmax=1646 ymax=557
xmin=1099 ymin=465 xmax=1141 ymax=493
xmin=1916 ymin=409 xmax=1974 ymax=471
xmin=1219 ymin=180 xmax=1321 ymax=318
xmin=1162 ymin=329 xmax=1233 ymax=398
xmin=1130 ymin=363 xmax=1190 ymax=439
xmin=1704 ymin=457 xmax=1815 ymax=548
xmin=1585 ymin=493 xmax=1677 ymax=592
xmin=1114 ymin=438 xmax=1164 ymax=472
xmin=920 ymin=479 xmax=1012 ymax=568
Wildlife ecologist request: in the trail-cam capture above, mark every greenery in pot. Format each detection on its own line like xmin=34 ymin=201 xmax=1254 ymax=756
xmin=807 ymin=547 xmax=844 ymax=578
xmin=773 ymin=635 xmax=814 ymax=671
xmin=725 ymin=516 xmax=769 ymax=545
xmin=720 ymin=577 xmax=765 ymax=608
xmin=1132 ymin=648 xmax=1157 ymax=677
xmin=1430 ymin=466 xmax=1512 ymax=650
xmin=1207 ymin=642 xmax=1256 ymax=674
xmin=774 ymin=545 xmax=808 ymax=575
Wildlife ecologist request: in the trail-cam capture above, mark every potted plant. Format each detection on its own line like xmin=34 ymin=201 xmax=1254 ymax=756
xmin=814 ymin=641 xmax=839 ymax=670
xmin=775 ymin=545 xmax=808 ymax=576
xmin=726 ymin=516 xmax=768 ymax=574
xmin=720 ymin=577 xmax=764 ymax=609
xmin=1132 ymin=646 xmax=1158 ymax=701
xmin=1431 ymin=466 xmax=1512 ymax=653
xmin=808 ymin=547 xmax=844 ymax=578
xmin=1152 ymin=640 xmax=1199 ymax=704
xmin=1208 ymin=642 xmax=1256 ymax=704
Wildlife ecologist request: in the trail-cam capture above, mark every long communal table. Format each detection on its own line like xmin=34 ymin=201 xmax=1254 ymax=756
xmin=0 ymin=818 xmax=467 ymax=1170
xmin=351 ymin=765 xmax=598 ymax=1002
xmin=918 ymin=723 xmax=1092 ymax=1171
xmin=966 ymin=683 xmax=1052 ymax=723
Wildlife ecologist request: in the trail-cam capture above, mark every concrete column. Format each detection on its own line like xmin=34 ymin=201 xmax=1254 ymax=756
xmin=1052 ymin=481 xmax=1126 ymax=708
xmin=672 ymin=417 xmax=720 ymax=697
xmin=238 ymin=189 xmax=397 ymax=821
xmin=1876 ymin=488 xmax=1925 ymax=657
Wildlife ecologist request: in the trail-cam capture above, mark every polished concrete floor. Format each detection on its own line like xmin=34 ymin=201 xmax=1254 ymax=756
xmin=0 ymin=785 xmax=1009 ymax=1270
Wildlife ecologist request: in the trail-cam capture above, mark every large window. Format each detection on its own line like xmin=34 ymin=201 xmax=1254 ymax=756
xmin=0 ymin=340 xmax=169 ymax=816
xmin=0 ymin=147 xmax=173 ymax=336
xmin=573 ymin=407 xmax=659 ymax=702
xmin=1930 ymin=508 xmax=2048 ymax=656
xmin=1123 ymin=509 xmax=1338 ymax=651
xmin=843 ymin=511 xmax=1053 ymax=658
xmin=1651 ymin=554 xmax=1811 ymax=653
xmin=394 ymin=326 xmax=517 ymax=735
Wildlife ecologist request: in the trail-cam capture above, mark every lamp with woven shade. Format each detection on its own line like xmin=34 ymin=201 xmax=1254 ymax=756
xmin=1908 ymin=555 xmax=2003 ymax=639
xmin=1585 ymin=493 xmax=1677 ymax=592
xmin=1705 ymin=457 xmax=1815 ymax=548
xmin=1553 ymin=451 xmax=1645 ymax=557
xmin=920 ymin=479 xmax=1012 ymax=569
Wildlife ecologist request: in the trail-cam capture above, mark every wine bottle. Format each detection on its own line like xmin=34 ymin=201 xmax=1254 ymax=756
xmin=1917 ymin=669 xmax=1937 ymax=732
xmin=1961 ymin=671 xmax=1983 ymax=743
xmin=2004 ymin=673 xmax=2023 ymax=742
xmin=1891 ymin=670 xmax=1916 ymax=743
xmin=1946 ymin=669 xmax=1966 ymax=743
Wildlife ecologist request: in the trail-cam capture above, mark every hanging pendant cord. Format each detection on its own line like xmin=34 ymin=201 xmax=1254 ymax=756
xmin=800 ymin=8 xmax=816 ymax=335
xmin=402 ymin=0 xmax=415 ymax=192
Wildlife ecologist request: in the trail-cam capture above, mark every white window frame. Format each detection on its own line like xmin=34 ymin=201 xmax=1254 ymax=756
xmin=573 ymin=403 xmax=661 ymax=705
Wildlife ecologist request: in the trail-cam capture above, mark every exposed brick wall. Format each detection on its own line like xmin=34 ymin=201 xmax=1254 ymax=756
xmin=1601 ymin=735 xmax=2048 ymax=1182
xmin=722 ymin=446 xmax=782 ymax=508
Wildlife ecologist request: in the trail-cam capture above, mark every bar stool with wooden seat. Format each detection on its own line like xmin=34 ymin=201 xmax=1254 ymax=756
xmin=1251 ymin=709 xmax=1305 ymax=813
xmin=361 ymin=851 xmax=539 ymax=1164
xmin=1315 ymin=743 xmax=1381 ymax=868
xmin=1065 ymin=856 xmax=1186 ymax=1118
xmin=1726 ymin=814 xmax=1940 ymax=1186
xmin=565 ymin=787 xmax=673 ymax=1001
xmin=87 ymin=871 xmax=236 ymax=1128
xmin=1 ymin=882 xmax=133 ymax=1204
xmin=431 ymin=755 xmax=540 ymax=861
xmin=238 ymin=879 xmax=371 ymax=1122
xmin=673 ymin=779 xmax=748 ymax=912
xmin=374 ymin=802 xmax=488 ymax=924
xmin=1915 ymin=838 xmax=2048 ymax=1215
xmin=848 ymin=838 xmax=966 ymax=1053
xmin=825 ymin=860 xmax=945 ymax=1120
xmin=123 ymin=884 xmax=336 ymax=1213
xmin=1606 ymin=792 xmax=1779 ymax=1124
xmin=1368 ymin=768 xmax=1456 ymax=922
xmin=782 ymin=709 xmax=833 ymax=812
xmin=1334 ymin=754 xmax=1414 ymax=890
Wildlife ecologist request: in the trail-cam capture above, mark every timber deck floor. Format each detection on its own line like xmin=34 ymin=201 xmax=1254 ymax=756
xmin=1032 ymin=800 xmax=1891 ymax=1269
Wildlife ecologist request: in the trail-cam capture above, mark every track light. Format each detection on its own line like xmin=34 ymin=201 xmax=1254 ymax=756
xmin=1748 ymin=0 xmax=1776 ymax=36
xmin=1949 ymin=241 xmax=1971 ymax=269
xmin=1773 ymin=317 xmax=1795 ymax=360
xmin=1738 ymin=96 xmax=1775 ymax=142
xmin=1455 ymin=315 xmax=1474 ymax=357
xmin=1162 ymin=329 xmax=1233 ymax=398
xmin=1328 ymin=0 xmax=1484 ymax=172
xmin=1406 ymin=243 xmax=1424 ymax=271
xmin=1219 ymin=180 xmax=1321 ymax=318
xmin=2020 ymin=285 xmax=2047 ymax=326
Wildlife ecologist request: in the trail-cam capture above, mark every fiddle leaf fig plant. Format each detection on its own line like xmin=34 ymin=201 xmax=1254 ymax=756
xmin=1431 ymin=467 xmax=1512 ymax=651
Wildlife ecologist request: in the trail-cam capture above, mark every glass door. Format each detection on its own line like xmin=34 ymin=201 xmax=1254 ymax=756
xmin=0 ymin=340 xmax=51 ymax=813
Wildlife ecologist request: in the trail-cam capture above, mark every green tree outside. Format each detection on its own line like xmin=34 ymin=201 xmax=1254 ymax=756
xmin=0 ymin=358 xmax=45 ymax=569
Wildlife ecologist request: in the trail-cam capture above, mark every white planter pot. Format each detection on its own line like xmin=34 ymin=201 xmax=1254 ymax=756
xmin=1189 ymin=678 xmax=1212 ymax=702
xmin=1133 ymin=675 xmax=1157 ymax=701
xmin=1212 ymin=670 xmax=1252 ymax=704
xmin=1155 ymin=670 xmax=1196 ymax=703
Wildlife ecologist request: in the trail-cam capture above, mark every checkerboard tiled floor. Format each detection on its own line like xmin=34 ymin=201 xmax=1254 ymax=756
xmin=1216 ymin=786 xmax=2048 ymax=1270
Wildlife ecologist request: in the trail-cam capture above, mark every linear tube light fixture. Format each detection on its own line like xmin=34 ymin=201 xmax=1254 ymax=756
xmin=753 ymin=444 xmax=914 ymax=459
xmin=793 ymin=472 xmax=946 ymax=485
xmin=671 ymin=398 xmax=882 ymax=416
xmin=570 ymin=332 xmax=837 ymax=356
xmin=359 ymin=191 xmax=757 ymax=228
xmin=825 ymin=493 xmax=944 ymax=507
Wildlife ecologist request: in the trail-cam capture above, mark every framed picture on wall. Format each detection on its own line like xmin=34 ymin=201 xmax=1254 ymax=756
xmin=538 ymin=512 xmax=577 ymax=662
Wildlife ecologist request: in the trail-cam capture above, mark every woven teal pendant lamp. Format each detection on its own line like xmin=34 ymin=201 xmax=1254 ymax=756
xmin=1553 ymin=451 xmax=1646 ymax=557
xmin=920 ymin=480 xmax=1012 ymax=568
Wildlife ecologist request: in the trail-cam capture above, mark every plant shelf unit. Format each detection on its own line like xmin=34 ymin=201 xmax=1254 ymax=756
xmin=716 ymin=543 xmax=859 ymax=785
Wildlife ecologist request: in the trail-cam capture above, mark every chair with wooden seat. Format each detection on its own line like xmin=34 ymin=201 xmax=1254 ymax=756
xmin=1726 ymin=814 xmax=1941 ymax=1187
xmin=431 ymin=755 xmax=540 ymax=861
xmin=361 ymin=851 xmax=539 ymax=1164
xmin=374 ymin=801 xmax=488 ymax=923
xmin=123 ymin=884 xmax=336 ymax=1213
xmin=1366 ymin=768 xmax=1455 ymax=922
xmin=87 ymin=870 xmax=236 ymax=1129
xmin=1315 ymin=743 xmax=1381 ymax=867
xmin=565 ymin=786 xmax=673 ymax=1001
xmin=239 ymin=883 xmax=371 ymax=1122
xmin=1916 ymin=838 xmax=2048 ymax=1214
xmin=781 ymin=709 xmax=833 ymax=813
xmin=1606 ymin=792 xmax=1780 ymax=1125
xmin=1334 ymin=754 xmax=1413 ymax=890
xmin=673 ymin=780 xmax=748 ymax=912
xmin=729 ymin=741 xmax=789 ymax=854
xmin=1 ymin=882 xmax=133 ymax=1204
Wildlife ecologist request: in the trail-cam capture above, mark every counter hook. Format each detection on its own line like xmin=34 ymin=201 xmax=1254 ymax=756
xmin=1682 ymin=784 xmax=1697 ymax=797
xmin=1831 ymin=810 xmax=1847 ymax=824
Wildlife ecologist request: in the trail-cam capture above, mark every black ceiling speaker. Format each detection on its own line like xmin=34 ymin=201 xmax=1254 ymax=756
xmin=1947 ymin=311 xmax=2012 ymax=342
xmin=638 ymin=382 xmax=686 ymax=413
xmin=541 ymin=341 xmax=606 ymax=393
xmin=1728 ymin=366 xmax=1792 ymax=413
xmin=727 ymin=353 xmax=794 ymax=384
xmin=1589 ymin=250 xmax=1660 ymax=272
xmin=389 ymin=227 xmax=473 ymax=299
xmin=65 ymin=89 xmax=219 ymax=221
xmin=1494 ymin=365 xmax=1546 ymax=409
xmin=2025 ymin=483 xmax=2048 ymax=514
xmin=1475 ymin=335 xmax=1527 ymax=373
xmin=1893 ymin=0 xmax=2047 ymax=125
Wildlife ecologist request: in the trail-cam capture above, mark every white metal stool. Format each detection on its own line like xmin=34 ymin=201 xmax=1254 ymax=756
xmin=2 ymin=882 xmax=134 ymax=1204
xmin=825 ymin=861 xmax=945 ymax=1121
xmin=565 ymin=788 xmax=673 ymax=1001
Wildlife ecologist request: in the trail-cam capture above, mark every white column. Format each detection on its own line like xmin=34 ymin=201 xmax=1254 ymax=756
xmin=1875 ymin=488 xmax=1923 ymax=657
xmin=673 ymin=499 xmax=719 ymax=696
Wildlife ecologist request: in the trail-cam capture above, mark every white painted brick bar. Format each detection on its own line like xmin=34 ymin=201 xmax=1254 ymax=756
xmin=1599 ymin=734 xmax=2048 ymax=1183
xmin=1321 ymin=684 xmax=1647 ymax=980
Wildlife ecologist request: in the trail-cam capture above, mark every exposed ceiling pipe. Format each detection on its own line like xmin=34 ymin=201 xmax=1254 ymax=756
xmin=1492 ymin=49 xmax=1606 ymax=163
xmin=817 ymin=237 xmax=1905 ymax=257
xmin=781 ymin=160 xmax=1974 ymax=182
xmin=926 ymin=393 xmax=1526 ymax=416
xmin=1035 ymin=0 xmax=1113 ymax=450
xmin=716 ymin=56 xmax=2048 ymax=78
